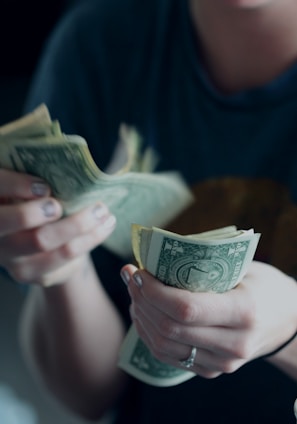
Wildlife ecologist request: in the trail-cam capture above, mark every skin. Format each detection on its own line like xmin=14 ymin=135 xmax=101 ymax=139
xmin=9 ymin=0 xmax=297 ymax=419
xmin=189 ymin=0 xmax=297 ymax=92
xmin=123 ymin=263 xmax=297 ymax=380
xmin=0 ymin=169 xmax=127 ymax=419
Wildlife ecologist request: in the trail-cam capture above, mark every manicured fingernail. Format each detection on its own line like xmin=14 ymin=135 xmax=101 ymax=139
xmin=92 ymin=204 xmax=107 ymax=220
xmin=133 ymin=273 xmax=143 ymax=288
xmin=102 ymin=215 xmax=116 ymax=229
xmin=120 ymin=269 xmax=130 ymax=286
xmin=31 ymin=181 xmax=49 ymax=197
xmin=41 ymin=200 xmax=57 ymax=217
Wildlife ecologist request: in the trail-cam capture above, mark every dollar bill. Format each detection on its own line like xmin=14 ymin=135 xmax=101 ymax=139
xmin=118 ymin=225 xmax=260 ymax=386
xmin=0 ymin=105 xmax=193 ymax=257
xmin=0 ymin=103 xmax=51 ymax=136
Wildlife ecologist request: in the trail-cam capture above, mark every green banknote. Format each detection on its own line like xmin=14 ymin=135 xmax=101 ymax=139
xmin=0 ymin=103 xmax=52 ymax=136
xmin=0 ymin=105 xmax=193 ymax=257
xmin=118 ymin=225 xmax=260 ymax=386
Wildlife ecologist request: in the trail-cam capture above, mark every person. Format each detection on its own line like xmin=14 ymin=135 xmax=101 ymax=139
xmin=1 ymin=0 xmax=297 ymax=422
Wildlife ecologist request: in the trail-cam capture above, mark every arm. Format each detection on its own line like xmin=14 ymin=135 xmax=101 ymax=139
xmin=21 ymin=255 xmax=128 ymax=420
xmin=0 ymin=169 xmax=128 ymax=420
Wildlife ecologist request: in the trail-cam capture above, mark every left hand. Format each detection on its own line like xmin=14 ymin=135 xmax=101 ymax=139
xmin=121 ymin=261 xmax=297 ymax=378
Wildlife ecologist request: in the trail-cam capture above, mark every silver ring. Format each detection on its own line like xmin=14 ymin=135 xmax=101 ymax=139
xmin=179 ymin=346 xmax=197 ymax=368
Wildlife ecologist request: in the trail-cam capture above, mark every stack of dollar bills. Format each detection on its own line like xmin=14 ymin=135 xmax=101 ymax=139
xmin=0 ymin=104 xmax=193 ymax=257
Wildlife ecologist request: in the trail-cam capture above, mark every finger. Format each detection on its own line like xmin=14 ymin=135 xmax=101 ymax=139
xmin=5 ymin=215 xmax=116 ymax=283
xmin=130 ymin=269 xmax=249 ymax=328
xmin=131 ymin=282 xmax=253 ymax=359
xmin=133 ymin=308 xmax=245 ymax=376
xmin=0 ymin=198 xmax=62 ymax=236
xmin=131 ymin=292 xmax=247 ymax=359
xmin=131 ymin=303 xmax=232 ymax=375
xmin=131 ymin=287 xmax=224 ymax=351
xmin=190 ymin=347 xmax=246 ymax=375
xmin=0 ymin=169 xmax=50 ymax=199
xmin=38 ymin=203 xmax=115 ymax=250
xmin=0 ymin=203 xmax=115 ymax=256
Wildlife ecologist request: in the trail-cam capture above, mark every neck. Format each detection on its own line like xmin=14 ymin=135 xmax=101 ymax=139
xmin=189 ymin=0 xmax=297 ymax=93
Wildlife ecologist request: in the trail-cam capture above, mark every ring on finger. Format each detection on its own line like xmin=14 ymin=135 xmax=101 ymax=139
xmin=179 ymin=346 xmax=197 ymax=369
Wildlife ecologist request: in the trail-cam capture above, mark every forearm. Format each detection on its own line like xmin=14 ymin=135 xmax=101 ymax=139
xmin=20 ymin=254 xmax=128 ymax=420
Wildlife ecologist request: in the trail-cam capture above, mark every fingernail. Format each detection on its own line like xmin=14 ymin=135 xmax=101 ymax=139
xmin=31 ymin=181 xmax=49 ymax=197
xmin=92 ymin=204 xmax=107 ymax=220
xmin=102 ymin=214 xmax=116 ymax=229
xmin=133 ymin=273 xmax=143 ymax=288
xmin=120 ymin=269 xmax=130 ymax=286
xmin=41 ymin=200 xmax=57 ymax=217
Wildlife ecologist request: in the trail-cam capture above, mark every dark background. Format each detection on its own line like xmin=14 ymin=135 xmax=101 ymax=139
xmin=0 ymin=0 xmax=78 ymax=125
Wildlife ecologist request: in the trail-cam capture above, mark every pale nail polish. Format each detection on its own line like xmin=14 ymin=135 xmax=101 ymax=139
xmin=133 ymin=273 xmax=143 ymax=288
xmin=41 ymin=200 xmax=57 ymax=217
xmin=120 ymin=269 xmax=130 ymax=286
xmin=31 ymin=181 xmax=49 ymax=197
xmin=103 ymin=214 xmax=116 ymax=229
xmin=92 ymin=204 xmax=106 ymax=220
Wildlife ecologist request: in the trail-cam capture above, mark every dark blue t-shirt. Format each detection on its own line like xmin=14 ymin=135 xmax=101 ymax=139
xmin=25 ymin=0 xmax=297 ymax=422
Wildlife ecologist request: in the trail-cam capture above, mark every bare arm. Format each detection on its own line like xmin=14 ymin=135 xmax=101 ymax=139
xmin=20 ymin=254 xmax=128 ymax=420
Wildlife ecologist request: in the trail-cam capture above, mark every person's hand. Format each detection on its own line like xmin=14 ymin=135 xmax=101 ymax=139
xmin=122 ymin=260 xmax=297 ymax=378
xmin=0 ymin=169 xmax=116 ymax=287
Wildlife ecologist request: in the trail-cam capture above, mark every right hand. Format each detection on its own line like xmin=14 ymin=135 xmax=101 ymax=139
xmin=0 ymin=169 xmax=116 ymax=287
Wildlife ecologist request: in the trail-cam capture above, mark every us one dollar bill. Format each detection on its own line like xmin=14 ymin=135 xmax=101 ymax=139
xmin=118 ymin=225 xmax=260 ymax=386
xmin=0 ymin=105 xmax=193 ymax=257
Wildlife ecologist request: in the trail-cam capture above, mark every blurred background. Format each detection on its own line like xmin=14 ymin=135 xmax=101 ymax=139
xmin=0 ymin=0 xmax=74 ymax=124
xmin=0 ymin=1 xmax=111 ymax=423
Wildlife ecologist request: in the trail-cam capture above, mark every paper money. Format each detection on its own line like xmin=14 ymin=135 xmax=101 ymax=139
xmin=0 ymin=103 xmax=51 ymax=136
xmin=0 ymin=105 xmax=193 ymax=257
xmin=118 ymin=225 xmax=260 ymax=386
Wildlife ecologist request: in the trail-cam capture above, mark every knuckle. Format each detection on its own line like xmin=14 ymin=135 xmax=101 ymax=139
xmin=159 ymin=318 xmax=180 ymax=340
xmin=219 ymin=360 xmax=239 ymax=374
xmin=176 ymin=298 xmax=197 ymax=324
xmin=237 ymin=342 xmax=253 ymax=360
xmin=240 ymin=307 xmax=256 ymax=328
xmin=60 ymin=243 xmax=77 ymax=260
xmin=31 ymin=228 xmax=51 ymax=252
xmin=227 ymin=339 xmax=252 ymax=360
xmin=237 ymin=294 xmax=257 ymax=329
xmin=70 ymin=210 xmax=95 ymax=234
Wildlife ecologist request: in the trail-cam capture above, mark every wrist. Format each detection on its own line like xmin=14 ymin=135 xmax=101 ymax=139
xmin=260 ymin=329 xmax=297 ymax=359
xmin=41 ymin=255 xmax=90 ymax=288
